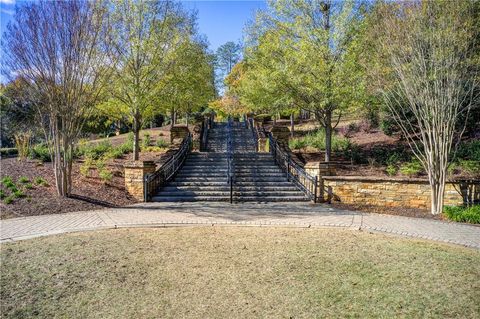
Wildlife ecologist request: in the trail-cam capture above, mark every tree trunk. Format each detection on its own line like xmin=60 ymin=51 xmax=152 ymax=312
xmin=429 ymin=168 xmax=446 ymax=215
xmin=170 ymin=108 xmax=175 ymax=129
xmin=290 ymin=114 xmax=294 ymax=137
xmin=325 ymin=109 xmax=332 ymax=162
xmin=133 ymin=113 xmax=140 ymax=160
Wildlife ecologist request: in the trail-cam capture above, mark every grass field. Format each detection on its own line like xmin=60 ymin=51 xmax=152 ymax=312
xmin=1 ymin=227 xmax=479 ymax=318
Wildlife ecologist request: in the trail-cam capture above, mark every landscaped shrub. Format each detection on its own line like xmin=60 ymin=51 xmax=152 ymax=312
xmin=386 ymin=165 xmax=397 ymax=176
xmin=106 ymin=147 xmax=125 ymax=159
xmin=23 ymin=183 xmax=34 ymax=190
xmin=99 ymin=168 xmax=113 ymax=183
xmin=399 ymin=160 xmax=423 ymax=177
xmin=289 ymin=129 xmax=351 ymax=152
xmin=3 ymin=195 xmax=14 ymax=204
xmin=456 ymin=140 xmax=480 ymax=161
xmin=444 ymin=205 xmax=480 ymax=224
xmin=0 ymin=148 xmax=18 ymax=157
xmin=80 ymin=157 xmax=94 ymax=177
xmin=457 ymin=160 xmax=480 ymax=176
xmin=34 ymin=177 xmax=49 ymax=187
xmin=142 ymin=133 xmax=151 ymax=149
xmin=156 ymin=138 xmax=169 ymax=148
xmin=29 ymin=143 xmax=51 ymax=162
xmin=18 ymin=176 xmax=30 ymax=184
xmin=84 ymin=140 xmax=113 ymax=160
xmin=13 ymin=189 xmax=25 ymax=198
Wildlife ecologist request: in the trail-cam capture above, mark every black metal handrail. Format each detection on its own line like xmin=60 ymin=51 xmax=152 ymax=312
xmin=246 ymin=117 xmax=258 ymax=152
xmin=268 ymin=134 xmax=318 ymax=202
xmin=227 ymin=117 xmax=234 ymax=203
xmin=144 ymin=133 xmax=192 ymax=201
xmin=200 ymin=117 xmax=209 ymax=151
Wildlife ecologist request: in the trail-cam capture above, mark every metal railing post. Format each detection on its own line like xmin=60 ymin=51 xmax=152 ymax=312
xmin=286 ymin=154 xmax=290 ymax=181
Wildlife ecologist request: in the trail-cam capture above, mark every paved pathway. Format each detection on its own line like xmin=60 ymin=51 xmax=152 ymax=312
xmin=1 ymin=202 xmax=479 ymax=248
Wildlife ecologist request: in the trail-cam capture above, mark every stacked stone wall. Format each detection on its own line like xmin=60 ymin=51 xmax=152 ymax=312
xmin=322 ymin=176 xmax=479 ymax=209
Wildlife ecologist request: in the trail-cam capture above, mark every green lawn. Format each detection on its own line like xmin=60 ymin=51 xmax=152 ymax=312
xmin=1 ymin=228 xmax=479 ymax=318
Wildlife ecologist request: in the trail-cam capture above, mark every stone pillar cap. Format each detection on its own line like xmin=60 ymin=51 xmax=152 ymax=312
xmin=124 ymin=160 xmax=155 ymax=168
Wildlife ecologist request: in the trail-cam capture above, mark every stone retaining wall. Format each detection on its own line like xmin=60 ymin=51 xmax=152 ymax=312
xmin=322 ymin=176 xmax=479 ymax=209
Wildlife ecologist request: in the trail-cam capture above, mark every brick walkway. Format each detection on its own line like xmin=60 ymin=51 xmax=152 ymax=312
xmin=1 ymin=202 xmax=479 ymax=248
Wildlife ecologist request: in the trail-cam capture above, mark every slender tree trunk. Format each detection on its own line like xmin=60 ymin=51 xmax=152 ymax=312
xmin=325 ymin=109 xmax=332 ymax=162
xmin=290 ymin=114 xmax=294 ymax=137
xmin=133 ymin=112 xmax=140 ymax=160
xmin=170 ymin=108 xmax=175 ymax=129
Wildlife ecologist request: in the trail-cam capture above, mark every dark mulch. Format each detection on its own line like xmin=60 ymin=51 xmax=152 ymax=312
xmin=330 ymin=202 xmax=444 ymax=220
xmin=0 ymin=153 xmax=174 ymax=219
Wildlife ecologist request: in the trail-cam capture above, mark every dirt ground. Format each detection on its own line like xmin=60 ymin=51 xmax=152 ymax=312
xmin=0 ymin=151 xmax=171 ymax=219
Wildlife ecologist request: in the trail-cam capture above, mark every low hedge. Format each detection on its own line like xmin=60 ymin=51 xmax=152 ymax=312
xmin=0 ymin=148 xmax=18 ymax=157
xmin=444 ymin=205 xmax=480 ymax=224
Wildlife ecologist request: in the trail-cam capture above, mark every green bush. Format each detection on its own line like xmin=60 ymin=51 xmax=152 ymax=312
xmin=0 ymin=189 xmax=5 ymax=199
xmin=99 ymin=168 xmax=113 ymax=183
xmin=444 ymin=205 xmax=480 ymax=224
xmin=126 ymin=132 xmax=134 ymax=143
xmin=1 ymin=177 xmax=17 ymax=192
xmin=156 ymin=138 xmax=169 ymax=148
xmin=289 ymin=129 xmax=352 ymax=152
xmin=3 ymin=195 xmax=14 ymax=204
xmin=13 ymin=189 xmax=25 ymax=198
xmin=80 ymin=157 xmax=94 ymax=177
xmin=142 ymin=133 xmax=151 ymax=149
xmin=106 ymin=147 xmax=125 ymax=159
xmin=386 ymin=165 xmax=398 ymax=176
xmin=29 ymin=144 xmax=51 ymax=162
xmin=0 ymin=148 xmax=18 ymax=157
xmin=34 ymin=177 xmax=49 ymax=187
xmin=399 ymin=160 xmax=423 ymax=177
xmin=23 ymin=183 xmax=34 ymax=190
xmin=83 ymin=140 xmax=113 ymax=160
xmin=18 ymin=176 xmax=30 ymax=184
xmin=289 ymin=138 xmax=308 ymax=150
xmin=457 ymin=160 xmax=480 ymax=176
xmin=456 ymin=140 xmax=480 ymax=161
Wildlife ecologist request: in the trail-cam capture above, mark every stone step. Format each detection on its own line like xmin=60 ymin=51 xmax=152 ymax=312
xmin=173 ymin=177 xmax=289 ymax=182
xmin=170 ymin=181 xmax=296 ymax=186
xmin=176 ymin=172 xmax=286 ymax=177
xmin=156 ymin=191 xmax=305 ymax=196
xmin=161 ymin=186 xmax=300 ymax=192
xmin=151 ymin=195 xmax=308 ymax=202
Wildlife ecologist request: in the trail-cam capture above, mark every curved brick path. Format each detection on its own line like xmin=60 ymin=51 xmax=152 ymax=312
xmin=1 ymin=202 xmax=479 ymax=248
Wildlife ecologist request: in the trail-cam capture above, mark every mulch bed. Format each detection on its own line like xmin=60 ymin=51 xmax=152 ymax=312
xmin=1 ymin=153 xmax=165 ymax=219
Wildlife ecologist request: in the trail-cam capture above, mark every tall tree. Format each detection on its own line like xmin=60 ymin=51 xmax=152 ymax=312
xmin=243 ymin=0 xmax=366 ymax=161
xmin=103 ymin=0 xmax=191 ymax=160
xmin=159 ymin=37 xmax=215 ymax=128
xmin=373 ymin=1 xmax=479 ymax=214
xmin=1 ymin=0 xmax=111 ymax=196
xmin=215 ymin=41 xmax=242 ymax=92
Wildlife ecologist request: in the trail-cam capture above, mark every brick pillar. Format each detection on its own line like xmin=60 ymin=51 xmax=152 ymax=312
xmin=305 ymin=162 xmax=337 ymax=203
xmin=258 ymin=137 xmax=268 ymax=152
xmin=124 ymin=161 xmax=156 ymax=201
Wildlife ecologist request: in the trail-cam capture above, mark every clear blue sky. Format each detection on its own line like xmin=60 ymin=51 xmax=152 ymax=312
xmin=0 ymin=0 xmax=265 ymax=77
xmin=182 ymin=1 xmax=265 ymax=51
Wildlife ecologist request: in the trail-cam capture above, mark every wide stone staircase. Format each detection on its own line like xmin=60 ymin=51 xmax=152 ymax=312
xmin=151 ymin=122 xmax=308 ymax=202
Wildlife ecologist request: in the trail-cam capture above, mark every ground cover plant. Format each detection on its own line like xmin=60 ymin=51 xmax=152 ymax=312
xmin=444 ymin=205 xmax=480 ymax=224
xmin=1 ymin=227 xmax=479 ymax=318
